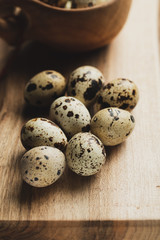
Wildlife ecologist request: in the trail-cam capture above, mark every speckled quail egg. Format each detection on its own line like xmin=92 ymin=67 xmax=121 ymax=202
xmin=91 ymin=107 xmax=135 ymax=146
xmin=50 ymin=96 xmax=91 ymax=137
xmin=67 ymin=66 xmax=105 ymax=107
xmin=21 ymin=146 xmax=66 ymax=187
xmin=72 ymin=0 xmax=110 ymax=8
xmin=39 ymin=0 xmax=68 ymax=7
xmin=24 ymin=70 xmax=66 ymax=107
xmin=96 ymin=78 xmax=139 ymax=111
xmin=66 ymin=132 xmax=106 ymax=176
xmin=21 ymin=118 xmax=67 ymax=151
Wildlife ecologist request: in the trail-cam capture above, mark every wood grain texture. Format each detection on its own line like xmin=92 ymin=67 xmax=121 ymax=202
xmin=0 ymin=0 xmax=160 ymax=239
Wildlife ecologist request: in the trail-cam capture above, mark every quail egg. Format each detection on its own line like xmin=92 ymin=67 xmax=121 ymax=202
xmin=91 ymin=107 xmax=135 ymax=146
xmin=67 ymin=66 xmax=105 ymax=107
xmin=24 ymin=70 xmax=66 ymax=107
xmin=21 ymin=118 xmax=67 ymax=151
xmin=21 ymin=146 xmax=66 ymax=187
xmin=66 ymin=132 xmax=106 ymax=176
xmin=96 ymin=78 xmax=139 ymax=111
xmin=49 ymin=96 xmax=91 ymax=137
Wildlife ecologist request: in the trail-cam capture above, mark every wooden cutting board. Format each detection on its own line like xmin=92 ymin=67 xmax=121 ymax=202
xmin=0 ymin=0 xmax=160 ymax=239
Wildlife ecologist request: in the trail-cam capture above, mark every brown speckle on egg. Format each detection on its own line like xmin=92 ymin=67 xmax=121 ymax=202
xmin=130 ymin=115 xmax=135 ymax=123
xmin=57 ymin=170 xmax=61 ymax=175
xmin=65 ymin=99 xmax=71 ymax=103
xmin=44 ymin=155 xmax=49 ymax=160
xmin=67 ymin=111 xmax=74 ymax=117
xmin=27 ymin=83 xmax=37 ymax=92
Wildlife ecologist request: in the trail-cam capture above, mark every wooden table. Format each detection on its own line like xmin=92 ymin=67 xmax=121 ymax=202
xmin=0 ymin=0 xmax=160 ymax=239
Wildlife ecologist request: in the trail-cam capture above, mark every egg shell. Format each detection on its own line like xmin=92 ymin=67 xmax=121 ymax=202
xmin=21 ymin=118 xmax=67 ymax=151
xmin=91 ymin=107 xmax=135 ymax=146
xmin=24 ymin=70 xmax=66 ymax=107
xmin=66 ymin=132 xmax=106 ymax=176
xmin=96 ymin=78 xmax=139 ymax=111
xmin=21 ymin=146 xmax=66 ymax=187
xmin=67 ymin=66 xmax=105 ymax=107
xmin=49 ymin=96 xmax=91 ymax=138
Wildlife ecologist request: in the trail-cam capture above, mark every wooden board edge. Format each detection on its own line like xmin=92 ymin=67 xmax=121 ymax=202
xmin=0 ymin=220 xmax=160 ymax=240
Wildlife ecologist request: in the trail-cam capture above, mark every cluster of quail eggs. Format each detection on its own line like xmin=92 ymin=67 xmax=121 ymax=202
xmin=39 ymin=0 xmax=110 ymax=9
xmin=20 ymin=65 xmax=139 ymax=188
